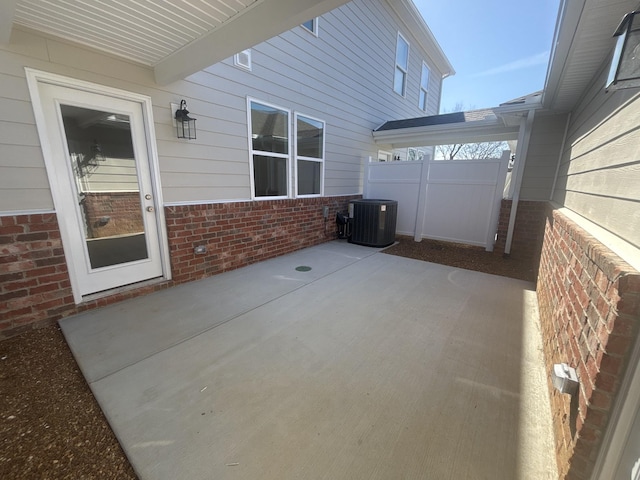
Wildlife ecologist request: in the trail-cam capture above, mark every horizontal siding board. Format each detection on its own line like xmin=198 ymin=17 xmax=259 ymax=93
xmin=552 ymin=51 xmax=640 ymax=248
xmin=558 ymin=191 xmax=640 ymax=248
xmin=0 ymin=188 xmax=53 ymax=212
xmin=563 ymin=163 xmax=640 ymax=201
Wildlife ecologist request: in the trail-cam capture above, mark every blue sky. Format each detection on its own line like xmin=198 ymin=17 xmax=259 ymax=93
xmin=414 ymin=0 xmax=561 ymax=112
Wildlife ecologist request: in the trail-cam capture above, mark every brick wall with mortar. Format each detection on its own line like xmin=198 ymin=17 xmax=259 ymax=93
xmin=494 ymin=199 xmax=548 ymax=270
xmin=81 ymin=192 xmax=144 ymax=238
xmin=0 ymin=196 xmax=358 ymax=339
xmin=536 ymin=205 xmax=640 ymax=479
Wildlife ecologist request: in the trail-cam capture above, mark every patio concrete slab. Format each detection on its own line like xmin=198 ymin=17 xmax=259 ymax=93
xmin=60 ymin=241 xmax=556 ymax=479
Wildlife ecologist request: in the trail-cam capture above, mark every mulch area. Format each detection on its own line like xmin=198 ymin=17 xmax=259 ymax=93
xmin=383 ymin=236 xmax=537 ymax=282
xmin=0 ymin=236 xmax=536 ymax=479
xmin=0 ymin=326 xmax=137 ymax=480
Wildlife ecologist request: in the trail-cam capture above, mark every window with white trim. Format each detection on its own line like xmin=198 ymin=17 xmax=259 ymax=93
xmin=302 ymin=18 xmax=318 ymax=36
xmin=394 ymin=33 xmax=410 ymax=96
xmin=234 ymin=49 xmax=252 ymax=70
xmin=249 ymin=100 xmax=290 ymax=198
xmin=419 ymin=62 xmax=429 ymax=111
xmin=377 ymin=150 xmax=392 ymax=162
xmin=295 ymin=113 xmax=324 ymax=196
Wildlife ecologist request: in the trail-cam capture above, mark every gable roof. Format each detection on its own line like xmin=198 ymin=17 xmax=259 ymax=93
xmin=372 ymin=108 xmax=523 ymax=147
xmin=375 ymin=109 xmax=497 ymax=132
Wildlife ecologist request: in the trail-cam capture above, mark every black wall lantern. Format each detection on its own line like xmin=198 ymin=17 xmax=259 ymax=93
xmin=607 ymin=11 xmax=640 ymax=89
xmin=175 ymin=100 xmax=197 ymax=139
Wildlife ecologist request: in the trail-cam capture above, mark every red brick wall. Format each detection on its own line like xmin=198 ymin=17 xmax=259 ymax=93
xmin=165 ymin=197 xmax=360 ymax=283
xmin=0 ymin=196 xmax=358 ymax=339
xmin=494 ymin=199 xmax=547 ymax=269
xmin=0 ymin=214 xmax=75 ymax=337
xmin=537 ymin=205 xmax=640 ymax=479
xmin=81 ymin=192 xmax=144 ymax=238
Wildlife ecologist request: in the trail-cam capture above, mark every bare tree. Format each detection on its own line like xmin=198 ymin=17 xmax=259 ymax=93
xmin=434 ymin=103 xmax=509 ymax=160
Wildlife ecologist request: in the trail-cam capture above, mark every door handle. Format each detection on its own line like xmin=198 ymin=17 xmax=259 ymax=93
xmin=146 ymin=206 xmax=154 ymax=212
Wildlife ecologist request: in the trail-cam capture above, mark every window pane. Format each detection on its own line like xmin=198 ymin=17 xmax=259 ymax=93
xmin=421 ymin=64 xmax=429 ymax=89
xmin=297 ymin=116 xmax=323 ymax=158
xmin=251 ymin=102 xmax=288 ymax=154
xmin=298 ymin=160 xmax=321 ymax=195
xmin=253 ymin=155 xmax=287 ymax=197
xmin=419 ymin=90 xmax=427 ymax=110
xmin=394 ymin=68 xmax=405 ymax=95
xmin=396 ymin=35 xmax=409 ymax=70
xmin=302 ymin=19 xmax=315 ymax=33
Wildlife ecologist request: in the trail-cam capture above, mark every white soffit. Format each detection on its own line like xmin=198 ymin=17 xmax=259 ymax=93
xmin=543 ymin=0 xmax=639 ymax=112
xmin=13 ymin=0 xmax=261 ymax=65
xmin=10 ymin=0 xmax=350 ymax=85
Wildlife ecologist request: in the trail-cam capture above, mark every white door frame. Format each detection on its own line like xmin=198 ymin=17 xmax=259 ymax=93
xmin=25 ymin=68 xmax=171 ymax=303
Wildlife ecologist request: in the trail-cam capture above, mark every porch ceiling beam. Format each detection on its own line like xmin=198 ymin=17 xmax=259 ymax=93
xmin=0 ymin=0 xmax=18 ymax=45
xmin=154 ymin=0 xmax=350 ymax=85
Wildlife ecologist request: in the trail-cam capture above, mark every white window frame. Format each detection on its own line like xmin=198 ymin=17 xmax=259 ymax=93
xmin=394 ymin=32 xmax=410 ymax=97
xmin=301 ymin=18 xmax=319 ymax=36
xmin=377 ymin=150 xmax=393 ymax=162
xmin=247 ymin=98 xmax=291 ymax=200
xmin=294 ymin=112 xmax=325 ymax=197
xmin=234 ymin=49 xmax=252 ymax=70
xmin=419 ymin=62 xmax=430 ymax=111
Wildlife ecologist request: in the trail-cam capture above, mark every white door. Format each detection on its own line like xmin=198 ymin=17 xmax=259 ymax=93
xmin=37 ymin=82 xmax=164 ymax=298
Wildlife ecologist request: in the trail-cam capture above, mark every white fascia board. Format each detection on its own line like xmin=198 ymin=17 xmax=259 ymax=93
xmin=0 ymin=0 xmax=18 ymax=44
xmin=154 ymin=0 xmax=350 ymax=85
xmin=373 ymin=122 xmax=520 ymax=148
xmin=388 ymin=0 xmax=455 ymax=78
xmin=541 ymin=0 xmax=586 ymax=110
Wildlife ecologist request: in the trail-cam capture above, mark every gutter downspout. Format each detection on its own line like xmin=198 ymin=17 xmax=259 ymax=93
xmin=549 ymin=112 xmax=571 ymax=200
xmin=504 ymin=108 xmax=536 ymax=256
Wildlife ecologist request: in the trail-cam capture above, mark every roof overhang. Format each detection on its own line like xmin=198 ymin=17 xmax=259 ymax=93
xmin=542 ymin=0 xmax=640 ymax=112
xmin=5 ymin=0 xmax=351 ymax=85
xmin=372 ymin=103 xmax=541 ymax=148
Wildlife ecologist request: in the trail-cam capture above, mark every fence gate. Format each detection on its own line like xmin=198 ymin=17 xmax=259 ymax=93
xmin=364 ymin=152 xmax=509 ymax=251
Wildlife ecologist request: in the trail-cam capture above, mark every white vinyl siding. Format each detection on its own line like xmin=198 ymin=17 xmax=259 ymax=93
xmin=0 ymin=0 xmax=447 ymax=213
xmin=419 ymin=62 xmax=429 ymax=111
xmin=394 ymin=33 xmax=409 ymax=96
xmin=552 ymin=56 xmax=640 ymax=249
xmin=520 ymin=113 xmax=568 ymax=201
xmin=295 ymin=113 xmax=325 ymax=196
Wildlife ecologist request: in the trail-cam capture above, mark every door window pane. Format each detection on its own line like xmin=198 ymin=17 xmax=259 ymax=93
xmin=60 ymin=105 xmax=148 ymax=269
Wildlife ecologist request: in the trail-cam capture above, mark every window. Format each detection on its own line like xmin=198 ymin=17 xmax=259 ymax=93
xmin=234 ymin=49 xmax=252 ymax=70
xmin=419 ymin=63 xmax=429 ymax=111
xmin=295 ymin=113 xmax=325 ymax=196
xmin=248 ymin=100 xmax=290 ymax=198
xmin=302 ymin=18 xmax=318 ymax=35
xmin=377 ymin=150 xmax=392 ymax=162
xmin=394 ymin=33 xmax=409 ymax=96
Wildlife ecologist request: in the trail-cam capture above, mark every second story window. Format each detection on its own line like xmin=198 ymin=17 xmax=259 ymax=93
xmin=234 ymin=49 xmax=252 ymax=70
xmin=394 ymin=33 xmax=410 ymax=96
xmin=419 ymin=62 xmax=430 ymax=110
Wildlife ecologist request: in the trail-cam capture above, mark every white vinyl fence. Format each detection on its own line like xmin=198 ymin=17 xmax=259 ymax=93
xmin=364 ymin=151 xmax=510 ymax=251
